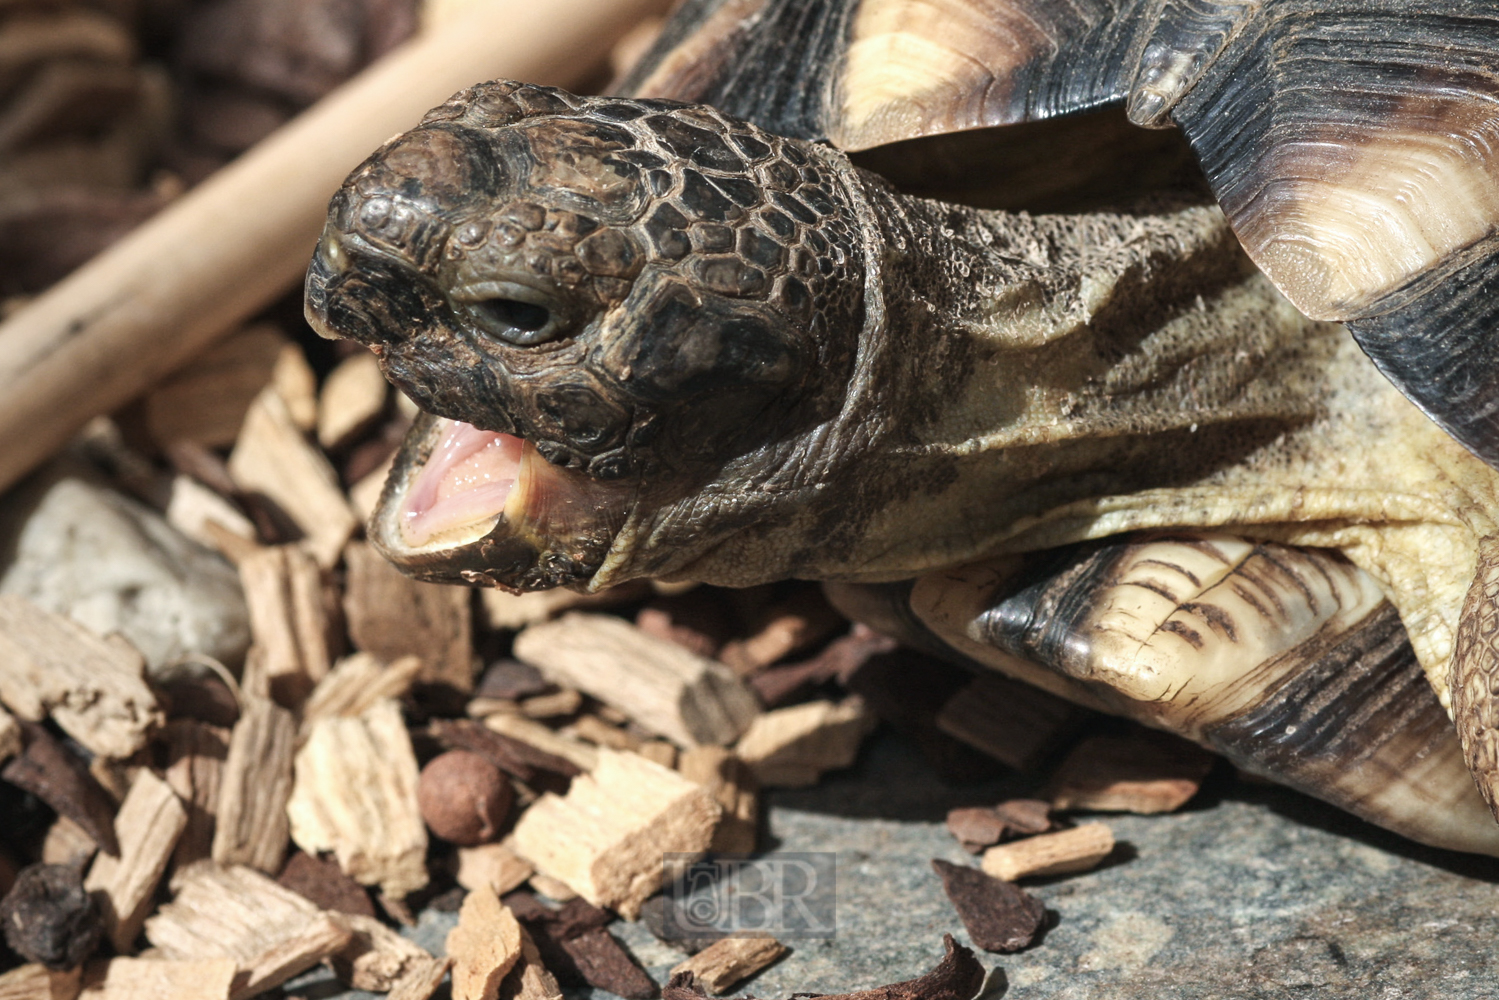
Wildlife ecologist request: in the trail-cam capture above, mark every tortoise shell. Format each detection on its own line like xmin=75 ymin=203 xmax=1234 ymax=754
xmin=623 ymin=0 xmax=1499 ymax=468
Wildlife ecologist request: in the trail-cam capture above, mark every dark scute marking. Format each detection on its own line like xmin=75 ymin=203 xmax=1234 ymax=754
xmin=648 ymin=170 xmax=674 ymax=197
xmin=777 ymin=275 xmax=811 ymax=317
xmin=576 ymin=228 xmax=640 ymax=278
xmin=1158 ymin=618 xmax=1204 ymax=649
xmin=645 ymin=114 xmax=744 ymax=172
xmin=610 ymin=283 xmax=796 ymax=400
xmin=643 ymin=202 xmax=691 ymax=259
xmin=1134 ymin=557 xmax=1200 ymax=588
xmin=533 ymin=383 xmax=627 ymax=451
xmin=691 ymin=223 xmax=734 ymax=253
xmin=514 ymin=87 xmax=575 ymax=116
xmin=679 ymin=169 xmax=736 ymax=220
xmin=760 ymin=208 xmax=795 ymax=239
xmin=1203 ymin=603 xmax=1441 ymax=779
xmin=800 ymin=184 xmax=836 ymax=215
xmin=1179 ymin=601 xmax=1237 ymax=642
xmin=691 ymin=257 xmax=766 ymax=297
xmin=730 ymin=132 xmax=771 ymax=160
xmin=709 ymin=173 xmax=761 ymax=207
xmin=738 ymin=227 xmax=785 ymax=270
xmin=593 ymin=103 xmax=646 ymax=121
xmin=1353 ymin=240 xmax=1499 ymax=470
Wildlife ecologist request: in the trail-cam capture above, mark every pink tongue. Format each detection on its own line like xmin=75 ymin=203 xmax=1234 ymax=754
xmin=400 ymin=419 xmax=524 ymax=546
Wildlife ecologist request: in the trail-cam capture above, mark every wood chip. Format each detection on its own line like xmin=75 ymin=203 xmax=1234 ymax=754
xmin=287 ymin=699 xmax=427 ymax=898
xmin=431 ymin=718 xmax=582 ymax=785
xmin=85 ymin=769 xmax=188 ymax=952
xmin=275 ymin=851 xmax=375 ymax=918
xmin=160 ymin=720 xmax=228 ymax=871
xmin=348 ymin=450 xmax=396 ymax=523
xmin=945 ymin=808 xmax=1007 ymax=853
xmin=446 ymin=884 xmax=522 ymax=1000
xmin=638 ymin=740 xmax=677 ymax=769
xmin=41 ymin=816 xmax=97 ymax=869
xmin=474 ymin=661 xmax=550 ymax=701
xmin=1047 ymin=733 xmax=1215 ymax=814
xmin=237 ymin=545 xmax=331 ymax=710
xmin=303 ymin=652 xmax=423 ymax=722
xmin=945 ymin=801 xmax=1052 ymax=854
xmin=733 ymin=698 xmax=875 ymax=788
xmin=514 ymin=613 xmax=759 ymax=747
xmin=388 ymin=956 xmax=452 ymax=1000
xmin=497 ymin=928 xmax=561 ymax=1000
xmin=331 ymin=913 xmax=434 ymax=991
xmin=512 ymin=749 xmax=721 ymax=919
xmin=677 ymin=746 xmax=758 ymax=855
xmin=981 ymin=823 xmax=1115 ymax=882
xmin=0 ymin=596 xmax=159 ymax=760
xmin=478 ymin=584 xmax=648 ymax=631
xmin=527 ymin=874 xmax=577 ymax=902
xmin=566 ymin=714 xmax=639 ymax=750
xmin=0 ymin=704 xmax=19 ymax=764
xmin=227 ymin=387 xmax=356 ymax=568
xmin=77 ymin=957 xmax=237 ymax=1000
xmin=142 ymin=323 xmax=286 ymax=449
xmin=519 ymin=689 xmax=582 ymax=720
xmin=718 ymin=597 xmax=843 ymax=677
xmin=931 ymin=859 xmax=1044 ymax=954
xmin=483 ymin=714 xmax=598 ymax=773
xmin=669 ymin=936 xmax=787 ymax=994
xmin=164 ymin=476 xmax=259 ymax=564
xmin=457 ymin=843 xmax=534 ymax=897
xmin=2 ymin=723 xmax=119 ymax=855
xmin=935 ymin=672 xmax=1085 ymax=772
xmin=344 ymin=542 xmax=474 ymax=692
xmin=211 ymin=697 xmax=295 ymax=874
xmin=561 ymin=928 xmax=655 ymax=999
xmin=0 ymin=964 xmax=80 ymax=1000
xmin=271 ymin=344 xmax=318 ymax=433
xmin=317 ymin=351 xmax=388 ymax=450
xmin=145 ymin=862 xmax=352 ymax=1000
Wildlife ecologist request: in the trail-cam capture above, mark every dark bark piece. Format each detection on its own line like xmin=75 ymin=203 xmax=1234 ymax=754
xmin=1 ymin=724 xmax=118 ymax=856
xmin=638 ymin=894 xmax=722 ymax=955
xmin=501 ymin=890 xmax=618 ymax=986
xmin=751 ymin=625 xmax=897 ymax=708
xmin=561 ymin=927 xmax=657 ymax=999
xmin=664 ymin=934 xmax=982 ymax=1000
xmin=155 ymin=671 xmax=242 ymax=729
xmin=277 ymin=850 xmax=376 ymax=918
xmin=429 ymin=718 xmax=581 ymax=787
xmin=992 ymin=799 xmax=1053 ymax=837
xmin=931 ymin=860 xmax=1044 ymax=955
xmin=1047 ymin=731 xmax=1213 ymax=814
xmin=0 ymin=863 xmax=101 ymax=970
xmin=474 ymin=659 xmax=551 ymax=701
xmin=945 ymin=808 xmax=1007 ymax=853
xmin=635 ymin=591 xmax=736 ymax=659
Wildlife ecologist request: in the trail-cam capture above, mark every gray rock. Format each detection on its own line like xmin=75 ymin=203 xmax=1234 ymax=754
xmin=0 ymin=471 xmax=250 ymax=673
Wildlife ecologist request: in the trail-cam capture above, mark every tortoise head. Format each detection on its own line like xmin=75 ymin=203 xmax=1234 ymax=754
xmin=305 ymin=81 xmax=867 ymax=590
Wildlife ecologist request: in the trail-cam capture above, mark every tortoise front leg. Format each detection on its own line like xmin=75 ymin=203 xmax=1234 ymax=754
xmin=857 ymin=533 xmax=1499 ymax=857
xmin=1453 ymin=536 xmax=1499 ymax=821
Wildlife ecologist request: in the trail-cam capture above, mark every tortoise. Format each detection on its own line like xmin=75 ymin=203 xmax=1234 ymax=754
xmin=301 ymin=0 xmax=1499 ymax=857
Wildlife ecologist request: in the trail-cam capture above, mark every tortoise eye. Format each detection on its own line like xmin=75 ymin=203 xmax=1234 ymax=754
xmin=460 ymin=292 xmax=565 ymax=346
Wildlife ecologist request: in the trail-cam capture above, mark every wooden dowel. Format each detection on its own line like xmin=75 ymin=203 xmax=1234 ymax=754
xmin=0 ymin=0 xmax=662 ymax=494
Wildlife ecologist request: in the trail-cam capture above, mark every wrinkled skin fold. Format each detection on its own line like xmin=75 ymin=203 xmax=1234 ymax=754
xmin=307 ymin=82 xmax=1499 ymax=852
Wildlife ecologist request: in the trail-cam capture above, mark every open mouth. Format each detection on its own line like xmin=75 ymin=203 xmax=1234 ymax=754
xmin=370 ymin=412 xmax=634 ymax=590
xmin=399 ymin=420 xmax=525 ymax=548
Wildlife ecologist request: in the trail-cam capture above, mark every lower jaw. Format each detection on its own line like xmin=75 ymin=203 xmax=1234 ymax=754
xmin=368 ymin=411 xmax=629 ymax=591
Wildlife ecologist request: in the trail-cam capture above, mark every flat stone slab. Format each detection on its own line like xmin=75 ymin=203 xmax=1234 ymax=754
xmin=305 ymin=731 xmax=1499 ymax=1000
